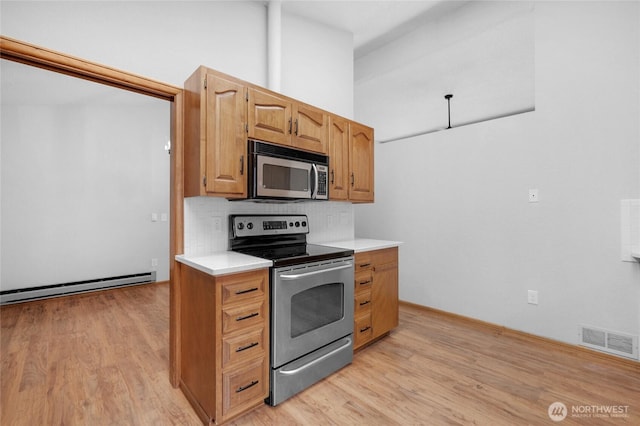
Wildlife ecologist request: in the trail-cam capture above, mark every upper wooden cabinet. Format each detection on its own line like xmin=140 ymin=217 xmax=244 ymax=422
xmin=183 ymin=66 xmax=372 ymax=201
xmin=184 ymin=67 xmax=248 ymax=198
xmin=248 ymin=88 xmax=292 ymax=146
xmin=293 ymin=103 xmax=328 ymax=153
xmin=248 ymin=88 xmax=328 ymax=154
xmin=328 ymin=115 xmax=350 ymax=201
xmin=329 ymin=117 xmax=375 ymax=203
xmin=348 ymin=122 xmax=375 ymax=203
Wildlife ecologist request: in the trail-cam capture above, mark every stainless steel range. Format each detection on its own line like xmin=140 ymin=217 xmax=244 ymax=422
xmin=229 ymin=214 xmax=354 ymax=406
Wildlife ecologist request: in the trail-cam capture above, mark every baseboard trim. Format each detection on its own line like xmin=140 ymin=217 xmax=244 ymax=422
xmin=399 ymin=300 xmax=639 ymax=371
xmin=1 ymin=280 xmax=169 ymax=306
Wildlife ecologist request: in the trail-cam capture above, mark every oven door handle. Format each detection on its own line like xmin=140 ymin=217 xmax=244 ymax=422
xmin=279 ymin=337 xmax=352 ymax=376
xmin=278 ymin=263 xmax=353 ymax=280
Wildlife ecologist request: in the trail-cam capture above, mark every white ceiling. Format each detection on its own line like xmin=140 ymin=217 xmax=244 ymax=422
xmin=280 ymin=0 xmax=469 ymax=57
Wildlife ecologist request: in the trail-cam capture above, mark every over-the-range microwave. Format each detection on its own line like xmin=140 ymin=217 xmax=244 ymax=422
xmin=248 ymin=139 xmax=328 ymax=201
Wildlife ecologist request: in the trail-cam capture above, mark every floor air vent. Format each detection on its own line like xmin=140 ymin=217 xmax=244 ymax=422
xmin=0 ymin=272 xmax=156 ymax=305
xmin=579 ymin=325 xmax=638 ymax=360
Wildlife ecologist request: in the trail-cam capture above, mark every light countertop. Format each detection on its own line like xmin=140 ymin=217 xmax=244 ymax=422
xmin=176 ymin=252 xmax=272 ymax=277
xmin=176 ymin=238 xmax=401 ymax=277
xmin=321 ymin=238 xmax=402 ymax=253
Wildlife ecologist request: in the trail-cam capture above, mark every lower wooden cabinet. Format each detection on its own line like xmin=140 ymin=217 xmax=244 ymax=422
xmin=179 ymin=265 xmax=269 ymax=424
xmin=353 ymin=247 xmax=399 ymax=350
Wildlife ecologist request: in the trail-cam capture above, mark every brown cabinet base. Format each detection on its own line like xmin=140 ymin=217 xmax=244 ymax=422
xmin=179 ymin=265 xmax=269 ymax=425
xmin=353 ymin=247 xmax=399 ymax=351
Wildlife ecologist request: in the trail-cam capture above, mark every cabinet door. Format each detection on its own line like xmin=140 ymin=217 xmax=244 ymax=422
xmin=349 ymin=122 xmax=374 ymax=202
xmin=293 ymin=103 xmax=328 ymax=154
xmin=248 ymin=88 xmax=292 ymax=146
xmin=328 ymin=115 xmax=350 ymax=200
xmin=205 ymin=73 xmax=247 ymax=197
xmin=372 ymin=248 xmax=399 ymax=339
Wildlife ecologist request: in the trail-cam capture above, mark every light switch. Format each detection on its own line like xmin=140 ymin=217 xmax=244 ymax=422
xmin=151 ymin=213 xmax=158 ymax=222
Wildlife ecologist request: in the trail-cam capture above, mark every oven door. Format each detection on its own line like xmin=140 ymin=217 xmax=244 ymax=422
xmin=256 ymin=154 xmax=312 ymax=199
xmin=271 ymin=257 xmax=354 ymax=368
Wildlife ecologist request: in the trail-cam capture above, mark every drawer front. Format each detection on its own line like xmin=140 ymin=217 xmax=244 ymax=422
xmin=220 ymin=272 xmax=267 ymax=306
xmin=354 ymin=270 xmax=373 ymax=291
xmin=222 ymin=357 xmax=268 ymax=417
xmin=222 ymin=327 xmax=266 ymax=368
xmin=355 ymin=253 xmax=373 ymax=272
xmin=222 ymin=300 xmax=266 ymax=334
xmin=354 ymin=313 xmax=373 ymax=348
xmin=354 ymin=291 xmax=372 ymax=316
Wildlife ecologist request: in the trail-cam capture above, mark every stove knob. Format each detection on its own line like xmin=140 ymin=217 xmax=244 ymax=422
xmin=295 ymin=221 xmax=300 ymax=227
xmin=247 ymin=222 xmax=254 ymax=230
xmin=289 ymin=222 xmax=294 ymax=228
xmin=237 ymin=223 xmax=244 ymax=230
xmin=302 ymin=221 xmax=307 ymax=227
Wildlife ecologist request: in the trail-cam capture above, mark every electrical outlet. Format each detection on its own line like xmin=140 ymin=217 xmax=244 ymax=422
xmin=527 ymin=290 xmax=538 ymax=305
xmin=151 ymin=258 xmax=158 ymax=268
xmin=528 ymin=189 xmax=539 ymax=203
xmin=213 ymin=216 xmax=222 ymax=232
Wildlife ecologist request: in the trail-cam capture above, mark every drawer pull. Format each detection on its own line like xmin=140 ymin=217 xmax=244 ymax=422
xmin=359 ymin=300 xmax=370 ymax=306
xmin=236 ymin=380 xmax=259 ymax=393
xmin=236 ymin=342 xmax=259 ymax=353
xmin=359 ymin=263 xmax=371 ymax=268
xmin=359 ymin=326 xmax=371 ymax=333
xmin=359 ymin=280 xmax=372 ymax=286
xmin=235 ymin=287 xmax=258 ymax=295
xmin=236 ymin=312 xmax=259 ymax=322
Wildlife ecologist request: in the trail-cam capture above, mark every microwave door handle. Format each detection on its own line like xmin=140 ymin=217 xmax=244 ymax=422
xmin=311 ymin=163 xmax=318 ymax=199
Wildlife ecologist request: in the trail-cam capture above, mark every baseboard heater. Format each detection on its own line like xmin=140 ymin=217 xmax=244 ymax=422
xmin=0 ymin=271 xmax=156 ymax=305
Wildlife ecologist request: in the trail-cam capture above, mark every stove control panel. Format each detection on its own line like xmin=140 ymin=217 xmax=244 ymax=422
xmin=230 ymin=215 xmax=309 ymax=238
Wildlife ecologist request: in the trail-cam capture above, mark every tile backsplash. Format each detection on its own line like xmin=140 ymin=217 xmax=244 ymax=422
xmin=183 ymin=197 xmax=355 ymax=256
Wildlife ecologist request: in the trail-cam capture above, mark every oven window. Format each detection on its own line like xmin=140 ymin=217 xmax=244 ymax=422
xmin=263 ymin=164 xmax=309 ymax=192
xmin=290 ymin=282 xmax=343 ymax=338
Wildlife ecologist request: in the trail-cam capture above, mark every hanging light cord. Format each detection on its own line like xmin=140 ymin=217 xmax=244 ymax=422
xmin=445 ymin=94 xmax=453 ymax=129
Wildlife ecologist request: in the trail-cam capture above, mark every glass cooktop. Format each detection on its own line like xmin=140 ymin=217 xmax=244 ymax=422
xmin=234 ymin=243 xmax=353 ymax=267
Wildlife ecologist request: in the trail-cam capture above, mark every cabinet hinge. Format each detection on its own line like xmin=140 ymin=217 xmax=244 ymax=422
xmin=245 ymin=123 xmax=249 ymax=133
xmin=245 ymin=92 xmax=248 ymax=102
xmin=203 ymin=77 xmax=207 ymax=89
xmin=203 ymin=175 xmax=207 ymax=187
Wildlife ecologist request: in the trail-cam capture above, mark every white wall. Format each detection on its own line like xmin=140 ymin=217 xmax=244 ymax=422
xmin=281 ymin=12 xmax=354 ymax=118
xmin=1 ymin=77 xmax=170 ymax=289
xmin=355 ymin=1 xmax=640 ymax=351
xmin=1 ymin=1 xmax=354 ymax=289
xmin=0 ymin=1 xmax=353 ymax=115
xmin=0 ymin=1 xmax=267 ymax=87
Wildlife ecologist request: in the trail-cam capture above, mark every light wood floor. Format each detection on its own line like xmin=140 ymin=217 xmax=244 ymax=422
xmin=2 ymin=283 xmax=638 ymax=425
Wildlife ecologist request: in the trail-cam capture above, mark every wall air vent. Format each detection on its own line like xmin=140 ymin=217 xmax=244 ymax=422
xmin=579 ymin=325 xmax=638 ymax=360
